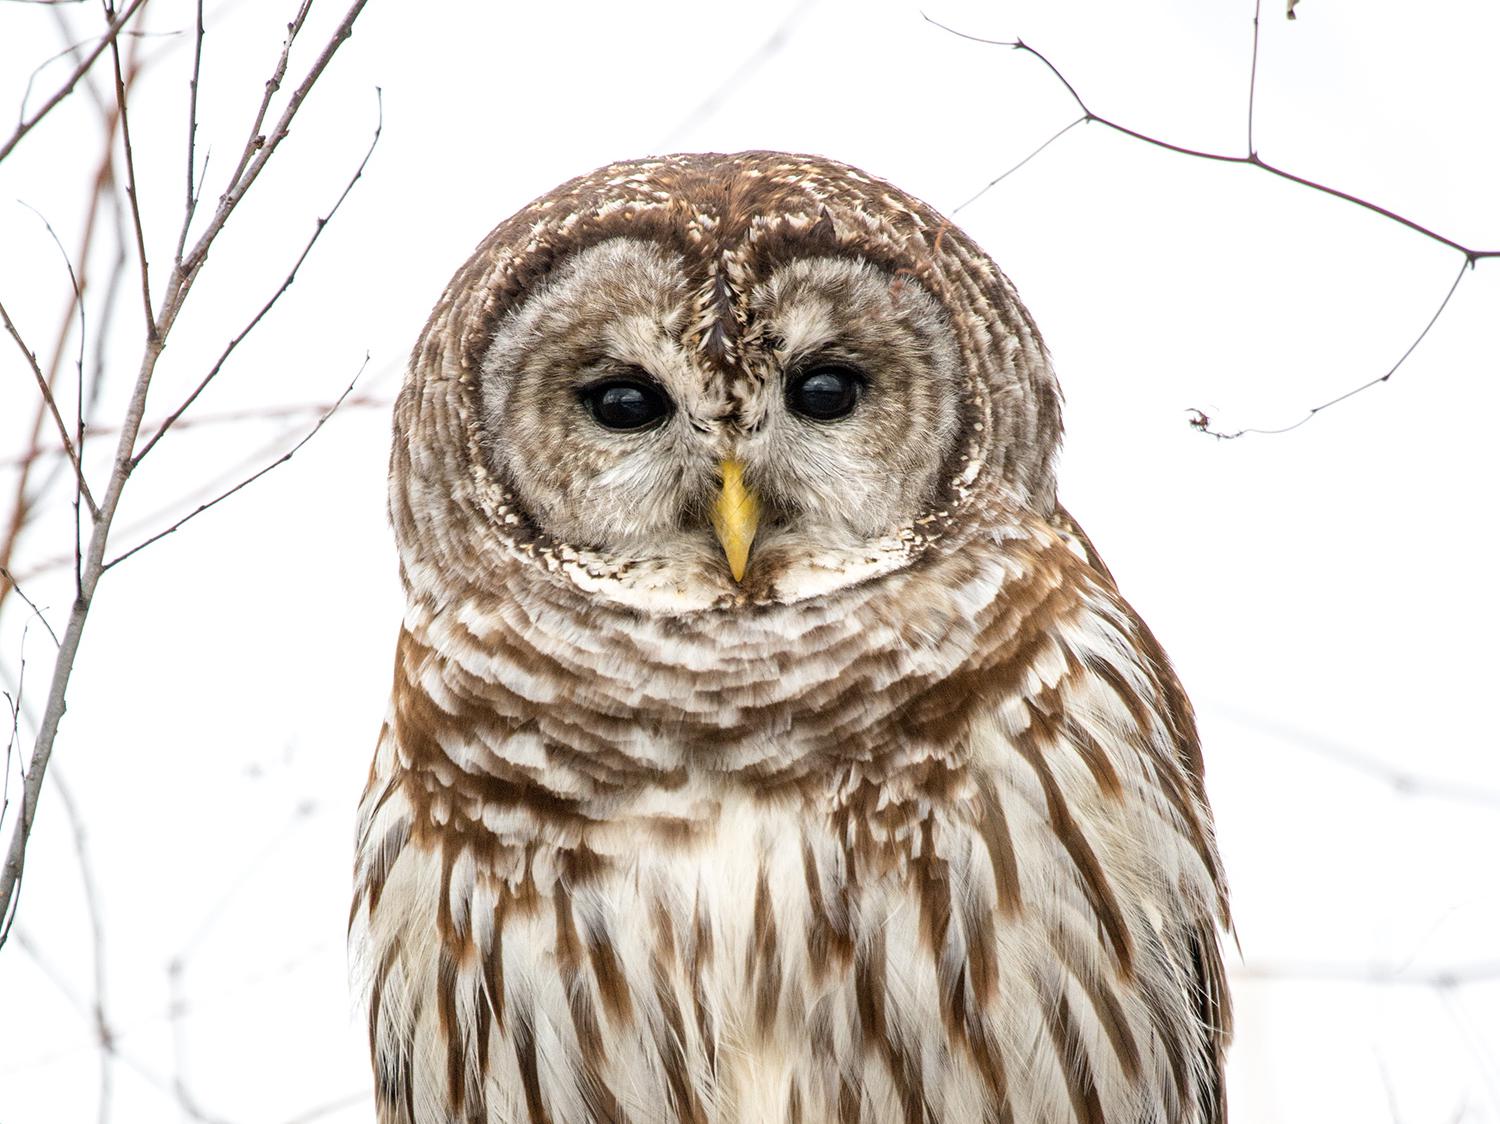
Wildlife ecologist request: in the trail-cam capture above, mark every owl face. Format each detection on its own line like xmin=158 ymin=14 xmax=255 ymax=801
xmin=479 ymin=236 xmax=963 ymax=599
xmin=394 ymin=152 xmax=1062 ymax=613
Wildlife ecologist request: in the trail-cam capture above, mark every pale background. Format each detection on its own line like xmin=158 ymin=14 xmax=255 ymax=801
xmin=1 ymin=1 xmax=1497 ymax=1121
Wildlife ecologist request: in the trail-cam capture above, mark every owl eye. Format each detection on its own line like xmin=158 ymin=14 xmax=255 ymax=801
xmin=582 ymin=379 xmax=672 ymax=431
xmin=787 ymin=366 xmax=861 ymax=421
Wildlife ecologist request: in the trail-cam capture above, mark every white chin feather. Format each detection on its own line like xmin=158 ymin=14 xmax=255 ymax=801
xmin=555 ymin=533 xmax=915 ymax=613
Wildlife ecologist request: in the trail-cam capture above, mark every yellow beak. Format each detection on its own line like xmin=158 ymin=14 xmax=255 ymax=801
xmin=710 ymin=459 xmax=760 ymax=582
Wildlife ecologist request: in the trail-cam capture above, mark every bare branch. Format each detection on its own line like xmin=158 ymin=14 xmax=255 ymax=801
xmin=0 ymin=0 xmax=374 ymax=945
xmin=924 ymin=16 xmax=1499 ymax=261
xmin=0 ymin=568 xmax=60 ymax=648
xmin=1191 ymin=255 xmax=1472 ymax=438
xmin=106 ymin=359 xmax=367 ymax=569
xmin=104 ymin=0 xmax=156 ymax=337
xmin=1247 ymin=0 xmax=1262 ymax=154
xmin=0 ymin=0 xmax=148 ymax=164
xmin=17 ymin=30 xmax=105 ymax=122
xmin=923 ymin=10 xmax=1498 ymax=436
xmin=166 ymin=0 xmax=371 ymax=336
xmin=1233 ymin=959 xmax=1500 ymax=987
xmin=175 ymin=0 xmax=206 ymax=266
xmin=202 ymin=0 xmax=315 ymax=242
xmin=11 ymin=927 xmax=241 ymax=1122
xmin=136 ymin=89 xmax=384 ymax=464
xmin=1436 ymin=990 xmax=1500 ymax=1113
xmin=0 ymin=449 xmax=116 ymax=949
xmin=2 ymin=638 xmax=28 ymax=833
xmin=1215 ymin=704 xmax=1500 ymax=810
xmin=0 ymin=52 xmax=128 ymax=616
xmin=0 ymin=299 xmax=98 ymax=517
xmin=166 ymin=957 xmax=222 ymax=1124
xmin=15 ymin=202 xmax=100 ymax=589
xmin=1 ymin=391 xmax=390 ymax=471
xmin=4 ymin=393 xmax=389 ymax=588
xmin=952 ymin=116 xmax=1086 ymax=214
xmin=51 ymin=767 xmax=114 ymax=1124
xmin=172 ymin=797 xmax=321 ymax=964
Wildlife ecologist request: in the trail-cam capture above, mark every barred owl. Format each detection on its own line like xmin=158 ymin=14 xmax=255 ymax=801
xmin=351 ymin=151 xmax=1231 ymax=1124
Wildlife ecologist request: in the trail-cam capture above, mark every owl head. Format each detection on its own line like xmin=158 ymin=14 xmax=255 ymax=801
xmin=392 ymin=152 xmax=1062 ymax=611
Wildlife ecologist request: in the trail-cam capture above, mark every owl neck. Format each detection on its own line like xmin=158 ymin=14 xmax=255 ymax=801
xmin=392 ymin=514 xmax=1092 ymax=799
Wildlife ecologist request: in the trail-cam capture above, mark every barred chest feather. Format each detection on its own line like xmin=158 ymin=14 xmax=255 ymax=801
xmin=351 ymin=523 xmax=1229 ymax=1124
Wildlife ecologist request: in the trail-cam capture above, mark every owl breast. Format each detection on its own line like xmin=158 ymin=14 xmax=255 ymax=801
xmin=353 ymin=521 xmax=1226 ymax=1124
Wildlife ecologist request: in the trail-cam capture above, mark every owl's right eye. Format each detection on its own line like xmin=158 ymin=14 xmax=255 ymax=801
xmin=581 ymin=379 xmax=672 ymax=431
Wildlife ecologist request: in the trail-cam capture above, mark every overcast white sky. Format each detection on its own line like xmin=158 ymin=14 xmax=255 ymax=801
xmin=1 ymin=1 xmax=1497 ymax=1121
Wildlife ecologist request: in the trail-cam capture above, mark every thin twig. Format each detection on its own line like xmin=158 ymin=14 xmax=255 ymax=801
xmin=1 ymin=646 xmax=25 ymax=830
xmin=0 ymin=340 xmax=149 ymax=950
xmin=0 ymin=300 xmax=98 ymax=517
xmin=1214 ymin=703 xmax=1500 ymax=810
xmin=1247 ymin=0 xmax=1262 ymax=154
xmin=17 ymin=31 xmax=102 ymax=121
xmin=1191 ymin=255 xmax=1472 ymax=437
xmin=0 ymin=0 xmax=148 ymax=163
xmin=51 ymin=767 xmax=113 ymax=1124
xmin=0 ymin=569 xmax=60 ymax=648
xmin=5 ymin=942 xmax=332 ymax=1073
xmin=7 ymin=397 xmax=384 ymax=586
xmin=923 ymin=15 xmax=1500 ymax=261
xmin=199 ymin=0 xmax=316 ymax=249
xmin=104 ymin=0 xmax=155 ymax=338
xmin=106 ymin=361 xmax=368 ymax=569
xmin=167 ymin=958 xmax=202 ymax=1123
xmin=15 ymin=202 xmax=101 ymax=586
xmin=172 ymin=798 xmax=321 ymax=964
xmin=922 ymin=10 xmax=1498 ymax=437
xmin=953 ymin=116 xmax=1087 ymax=214
xmin=175 ymin=0 xmax=206 ymax=266
xmin=1 ymin=392 xmax=391 ymax=471
xmin=1233 ymin=959 xmax=1500 ymax=987
xmin=83 ymin=171 xmax=129 ymax=428
xmin=1375 ymin=1054 xmax=1404 ymax=1124
xmin=1438 ymin=990 xmax=1500 ymax=1113
xmin=136 ymin=90 xmax=384 ymax=464
xmin=167 ymin=0 xmax=370 ymax=335
xmin=7 ymin=929 xmax=236 ymax=1124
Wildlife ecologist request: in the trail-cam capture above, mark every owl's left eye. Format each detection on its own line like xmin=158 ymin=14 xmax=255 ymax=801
xmin=582 ymin=379 xmax=672 ymax=431
xmin=787 ymin=365 xmax=861 ymax=421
